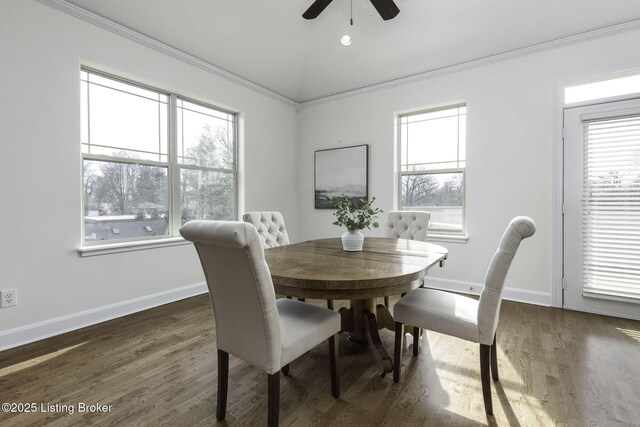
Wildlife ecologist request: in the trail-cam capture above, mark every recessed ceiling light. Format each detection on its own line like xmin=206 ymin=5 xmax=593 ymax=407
xmin=340 ymin=34 xmax=352 ymax=46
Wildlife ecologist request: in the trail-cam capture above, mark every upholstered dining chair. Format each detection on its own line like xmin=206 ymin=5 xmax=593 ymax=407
xmin=392 ymin=216 xmax=535 ymax=415
xmin=180 ymin=220 xmax=340 ymax=426
xmin=243 ymin=211 xmax=333 ymax=307
xmin=383 ymin=210 xmax=430 ymax=306
xmin=385 ymin=210 xmax=430 ymax=242
xmin=242 ymin=211 xmax=290 ymax=248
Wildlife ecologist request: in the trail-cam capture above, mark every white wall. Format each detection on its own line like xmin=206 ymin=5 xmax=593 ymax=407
xmin=297 ymin=28 xmax=640 ymax=301
xmin=0 ymin=1 xmax=298 ymax=347
xmin=3 ymin=1 xmax=640 ymax=350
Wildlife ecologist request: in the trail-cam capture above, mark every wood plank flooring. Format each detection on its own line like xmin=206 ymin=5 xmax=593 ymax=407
xmin=1 ymin=296 xmax=639 ymax=426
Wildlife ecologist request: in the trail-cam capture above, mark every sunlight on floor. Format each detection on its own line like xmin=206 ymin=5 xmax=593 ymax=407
xmin=497 ymin=346 xmax=556 ymax=426
xmin=616 ymin=327 xmax=640 ymax=342
xmin=0 ymin=342 xmax=88 ymax=377
xmin=425 ymin=338 xmax=558 ymax=426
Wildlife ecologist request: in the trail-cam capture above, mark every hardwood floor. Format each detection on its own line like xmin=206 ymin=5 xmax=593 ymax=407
xmin=1 ymin=296 xmax=639 ymax=426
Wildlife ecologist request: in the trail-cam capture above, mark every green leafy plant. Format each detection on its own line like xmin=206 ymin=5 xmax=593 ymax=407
xmin=327 ymin=195 xmax=382 ymax=232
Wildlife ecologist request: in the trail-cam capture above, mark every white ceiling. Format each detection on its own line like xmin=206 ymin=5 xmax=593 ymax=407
xmin=64 ymin=0 xmax=640 ymax=103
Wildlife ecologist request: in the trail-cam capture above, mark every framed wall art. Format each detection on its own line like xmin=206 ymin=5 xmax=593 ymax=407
xmin=314 ymin=144 xmax=368 ymax=209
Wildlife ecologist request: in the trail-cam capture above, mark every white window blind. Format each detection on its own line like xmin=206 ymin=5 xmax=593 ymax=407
xmin=583 ymin=114 xmax=640 ymax=301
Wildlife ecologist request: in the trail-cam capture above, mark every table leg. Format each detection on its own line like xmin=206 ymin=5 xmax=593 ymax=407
xmin=363 ymin=312 xmax=394 ymax=376
xmin=347 ymin=299 xmax=375 ymax=343
xmin=375 ymin=303 xmax=395 ymax=331
xmin=344 ymin=299 xmax=394 ymax=376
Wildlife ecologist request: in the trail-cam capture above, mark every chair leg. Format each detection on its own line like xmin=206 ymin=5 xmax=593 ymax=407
xmin=491 ymin=334 xmax=499 ymax=381
xmin=216 ymin=349 xmax=229 ymax=421
xmin=267 ymin=372 xmax=280 ymax=427
xmin=327 ymin=299 xmax=333 ymax=310
xmin=328 ymin=334 xmax=340 ymax=398
xmin=393 ymin=322 xmax=403 ymax=383
xmin=412 ymin=326 xmax=420 ymax=357
xmin=282 ymin=364 xmax=290 ymax=376
xmin=480 ymin=344 xmax=493 ymax=415
xmin=384 ymin=296 xmax=390 ymax=308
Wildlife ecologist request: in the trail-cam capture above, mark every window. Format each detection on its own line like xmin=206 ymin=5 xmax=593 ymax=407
xmin=565 ymin=73 xmax=640 ymax=104
xmin=81 ymin=69 xmax=237 ymax=245
xmin=398 ymin=104 xmax=466 ymax=236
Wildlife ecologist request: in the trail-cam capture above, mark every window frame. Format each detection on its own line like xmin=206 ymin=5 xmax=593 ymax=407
xmin=80 ymin=67 xmax=238 ymax=248
xmin=396 ymin=103 xmax=467 ymax=238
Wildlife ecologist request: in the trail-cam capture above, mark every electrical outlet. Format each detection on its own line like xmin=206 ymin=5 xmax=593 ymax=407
xmin=1 ymin=289 xmax=17 ymax=308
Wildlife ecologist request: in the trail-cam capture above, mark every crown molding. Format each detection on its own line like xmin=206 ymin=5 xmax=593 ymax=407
xmin=35 ymin=0 xmax=297 ymax=107
xmin=34 ymin=0 xmax=640 ymax=108
xmin=299 ymin=18 xmax=640 ymax=107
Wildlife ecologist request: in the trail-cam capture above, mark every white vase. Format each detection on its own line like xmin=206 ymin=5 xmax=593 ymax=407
xmin=341 ymin=230 xmax=364 ymax=251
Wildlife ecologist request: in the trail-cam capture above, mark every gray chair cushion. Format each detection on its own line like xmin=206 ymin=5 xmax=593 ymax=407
xmin=394 ymin=288 xmax=480 ymax=343
xmin=278 ymin=298 xmax=341 ymax=367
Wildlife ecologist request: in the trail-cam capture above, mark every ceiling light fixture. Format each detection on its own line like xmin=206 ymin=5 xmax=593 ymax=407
xmin=341 ymin=0 xmax=354 ymax=46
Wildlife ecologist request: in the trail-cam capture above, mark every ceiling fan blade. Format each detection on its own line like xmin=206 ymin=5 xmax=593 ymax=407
xmin=369 ymin=0 xmax=399 ymax=20
xmin=303 ymin=0 xmax=334 ymax=19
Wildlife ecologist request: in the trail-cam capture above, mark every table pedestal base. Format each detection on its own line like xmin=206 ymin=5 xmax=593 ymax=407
xmin=339 ymin=299 xmax=396 ymax=376
xmin=346 ymin=334 xmax=369 ymax=345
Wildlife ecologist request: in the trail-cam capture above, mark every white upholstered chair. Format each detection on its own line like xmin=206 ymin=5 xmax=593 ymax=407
xmin=243 ymin=211 xmax=333 ymax=306
xmin=392 ymin=216 xmax=535 ymax=415
xmin=385 ymin=210 xmax=430 ymax=242
xmin=383 ymin=210 xmax=430 ymax=306
xmin=180 ymin=220 xmax=340 ymax=426
xmin=242 ymin=211 xmax=312 ymax=303
xmin=242 ymin=211 xmax=290 ymax=249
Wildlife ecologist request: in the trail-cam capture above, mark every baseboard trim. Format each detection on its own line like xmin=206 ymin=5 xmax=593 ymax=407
xmin=0 ymin=282 xmax=208 ymax=352
xmin=0 ymin=278 xmax=552 ymax=352
xmin=424 ymin=277 xmax=552 ymax=306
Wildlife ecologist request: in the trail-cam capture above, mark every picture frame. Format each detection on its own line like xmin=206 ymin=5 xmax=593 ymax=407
xmin=314 ymin=144 xmax=369 ymax=209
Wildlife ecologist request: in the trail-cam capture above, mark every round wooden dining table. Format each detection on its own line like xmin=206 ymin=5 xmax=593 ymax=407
xmin=264 ymin=237 xmax=448 ymax=376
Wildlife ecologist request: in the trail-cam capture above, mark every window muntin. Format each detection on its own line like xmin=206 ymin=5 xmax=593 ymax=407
xmin=81 ymin=68 xmax=237 ymax=245
xmin=81 ymin=70 xmax=169 ymax=162
xmin=398 ymin=104 xmax=466 ymax=235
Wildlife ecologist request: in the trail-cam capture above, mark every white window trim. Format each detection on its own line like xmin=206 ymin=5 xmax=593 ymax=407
xmin=427 ymin=233 xmax=470 ymax=243
xmin=77 ymin=237 xmax=191 ymax=257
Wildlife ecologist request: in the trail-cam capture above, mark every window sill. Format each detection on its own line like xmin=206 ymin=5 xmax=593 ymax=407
xmin=428 ymin=233 xmax=469 ymax=243
xmin=78 ymin=237 xmax=192 ymax=257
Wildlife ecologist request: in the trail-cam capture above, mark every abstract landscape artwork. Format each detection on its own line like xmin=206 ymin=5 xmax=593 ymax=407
xmin=314 ymin=144 xmax=368 ymax=209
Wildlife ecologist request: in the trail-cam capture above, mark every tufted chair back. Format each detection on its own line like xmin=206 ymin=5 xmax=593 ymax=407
xmin=179 ymin=220 xmax=282 ymax=374
xmin=477 ymin=216 xmax=536 ymax=344
xmin=385 ymin=211 xmax=430 ymax=242
xmin=242 ymin=212 xmax=290 ymax=249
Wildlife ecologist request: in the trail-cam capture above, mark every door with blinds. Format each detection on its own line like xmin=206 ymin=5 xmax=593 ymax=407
xmin=564 ymin=98 xmax=640 ymax=319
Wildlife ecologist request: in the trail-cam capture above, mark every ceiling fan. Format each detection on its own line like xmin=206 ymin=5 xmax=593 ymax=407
xmin=303 ymin=0 xmax=400 ymax=21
